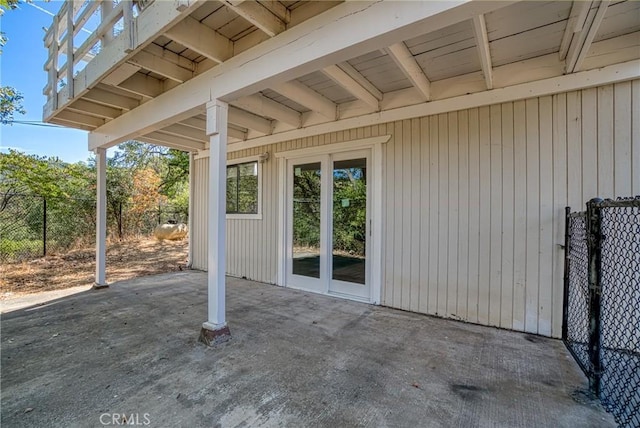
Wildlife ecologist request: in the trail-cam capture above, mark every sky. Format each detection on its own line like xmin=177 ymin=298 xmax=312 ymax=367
xmin=1 ymin=0 xmax=94 ymax=163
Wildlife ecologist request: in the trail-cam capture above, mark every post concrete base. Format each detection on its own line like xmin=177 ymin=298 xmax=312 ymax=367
xmin=199 ymin=323 xmax=231 ymax=346
xmin=93 ymin=283 xmax=109 ymax=290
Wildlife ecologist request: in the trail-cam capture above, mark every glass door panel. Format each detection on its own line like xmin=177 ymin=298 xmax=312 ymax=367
xmin=291 ymin=162 xmax=322 ymax=279
xmin=285 ymin=151 xmax=370 ymax=301
xmin=331 ymin=158 xmax=367 ymax=284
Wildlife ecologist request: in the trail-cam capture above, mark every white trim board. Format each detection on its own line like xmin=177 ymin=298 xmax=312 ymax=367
xmin=274 ymin=135 xmax=391 ymax=158
xmin=228 ymin=60 xmax=640 ymax=153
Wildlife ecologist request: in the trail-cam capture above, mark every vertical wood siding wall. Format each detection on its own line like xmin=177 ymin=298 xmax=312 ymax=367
xmin=192 ymin=80 xmax=640 ymax=338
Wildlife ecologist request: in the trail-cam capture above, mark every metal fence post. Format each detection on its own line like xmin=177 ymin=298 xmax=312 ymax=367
xmin=43 ymin=197 xmax=47 ymax=257
xmin=119 ymin=201 xmax=123 ymax=240
xmin=586 ymin=197 xmax=603 ymax=395
xmin=562 ymin=206 xmax=571 ymax=341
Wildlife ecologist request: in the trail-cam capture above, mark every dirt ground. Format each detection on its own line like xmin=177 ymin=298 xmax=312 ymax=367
xmin=0 ymin=237 xmax=188 ymax=298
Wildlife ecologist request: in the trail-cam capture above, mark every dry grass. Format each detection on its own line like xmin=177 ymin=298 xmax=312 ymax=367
xmin=0 ymin=237 xmax=188 ymax=297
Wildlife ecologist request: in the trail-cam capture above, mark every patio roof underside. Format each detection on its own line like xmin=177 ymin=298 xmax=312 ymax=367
xmin=47 ymin=0 xmax=640 ymax=152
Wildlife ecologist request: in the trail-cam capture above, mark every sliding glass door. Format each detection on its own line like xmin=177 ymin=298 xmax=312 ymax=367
xmin=286 ymin=150 xmax=370 ymax=301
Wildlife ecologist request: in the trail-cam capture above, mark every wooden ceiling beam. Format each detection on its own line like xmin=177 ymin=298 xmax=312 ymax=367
xmin=559 ymin=0 xmax=592 ymax=60
xmin=180 ymin=116 xmax=207 ymax=131
xmin=566 ymin=0 xmax=610 ymax=73
xmin=471 ymin=15 xmax=493 ymax=90
xmin=128 ymin=50 xmax=194 ymax=83
xmin=271 ymin=80 xmax=337 ymax=120
xmin=227 ymin=125 xmax=248 ymax=141
xmin=322 ymin=65 xmax=379 ymax=110
xmin=165 ymin=16 xmax=233 ymax=64
xmin=161 ymin=123 xmax=209 ymax=142
xmin=89 ymin=1 xmax=516 ymax=149
xmin=117 ymin=73 xmax=164 ymax=98
xmin=232 ymin=94 xmax=301 ymax=127
xmin=82 ymin=87 xmax=140 ymax=110
xmin=144 ymin=131 xmax=206 ymax=151
xmin=67 ymin=99 xmax=123 ymax=119
xmin=337 ymin=61 xmax=383 ymax=101
xmin=102 ymin=63 xmax=141 ymax=86
xmin=176 ymin=116 xmax=248 ymax=141
xmin=228 ymin=106 xmax=273 ymax=134
xmin=56 ymin=110 xmax=106 ymax=128
xmin=386 ymin=42 xmax=432 ymax=101
xmin=223 ymin=0 xmax=285 ymax=37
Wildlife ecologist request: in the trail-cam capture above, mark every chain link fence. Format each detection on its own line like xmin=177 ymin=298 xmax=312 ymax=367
xmin=563 ymin=211 xmax=590 ymax=375
xmin=563 ymin=196 xmax=640 ymax=428
xmin=0 ymin=193 xmax=187 ymax=263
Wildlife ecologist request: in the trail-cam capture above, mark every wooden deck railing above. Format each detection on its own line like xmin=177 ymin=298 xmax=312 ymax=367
xmin=43 ymin=1 xmax=141 ymax=109
xmin=42 ymin=0 xmax=201 ymax=124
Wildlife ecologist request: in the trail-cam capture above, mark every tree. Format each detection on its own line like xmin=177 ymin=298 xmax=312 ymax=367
xmin=0 ymin=0 xmax=19 ymax=11
xmin=0 ymin=150 xmax=95 ymax=253
xmin=112 ymin=141 xmax=189 ymax=197
xmin=0 ymin=86 xmax=25 ymax=125
xmin=0 ymin=149 xmax=74 ymax=199
xmin=1 ymin=0 xmax=27 ymax=124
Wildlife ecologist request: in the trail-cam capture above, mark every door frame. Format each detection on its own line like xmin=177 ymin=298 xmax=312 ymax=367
xmin=276 ymin=135 xmax=390 ymax=304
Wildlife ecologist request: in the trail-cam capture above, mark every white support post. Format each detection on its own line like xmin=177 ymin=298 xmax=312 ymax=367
xmin=199 ymin=100 xmax=231 ymax=345
xmin=94 ymin=147 xmax=108 ymax=288
xmin=187 ymin=151 xmax=194 ymax=268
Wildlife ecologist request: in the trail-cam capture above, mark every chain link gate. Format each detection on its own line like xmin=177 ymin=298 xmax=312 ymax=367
xmin=563 ymin=197 xmax=640 ymax=428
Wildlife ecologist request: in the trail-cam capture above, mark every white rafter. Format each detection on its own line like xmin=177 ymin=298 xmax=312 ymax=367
xmin=102 ymin=63 xmax=141 ymax=86
xmin=180 ymin=116 xmax=207 ymax=131
xmin=322 ymin=65 xmax=379 ymax=110
xmin=228 ymin=60 xmax=640 ymax=152
xmin=117 ymin=74 xmax=164 ymax=98
xmin=337 ymin=62 xmax=383 ymax=101
xmin=128 ymin=50 xmax=194 ymax=83
xmin=144 ymin=131 xmax=206 ymax=151
xmin=67 ymin=99 xmax=123 ymax=119
xmin=232 ymin=94 xmax=301 ymax=127
xmin=56 ymin=110 xmax=106 ymax=128
xmin=180 ymin=115 xmax=248 ymax=141
xmin=89 ymin=1 xmax=518 ymax=149
xmin=82 ymin=87 xmax=140 ymax=110
xmin=161 ymin=123 xmax=209 ymax=142
xmin=386 ymin=42 xmax=432 ymax=100
xmin=565 ymin=1 xmax=609 ymax=73
xmin=165 ymin=16 xmax=233 ymax=64
xmin=227 ymin=125 xmax=248 ymax=141
xmin=223 ymin=0 xmax=285 ymax=37
xmin=228 ymin=106 xmax=273 ymax=134
xmin=135 ymin=136 xmax=199 ymax=152
xmin=471 ymin=15 xmax=493 ymax=90
xmin=559 ymin=1 xmax=592 ymax=60
xmin=271 ymin=80 xmax=337 ymax=120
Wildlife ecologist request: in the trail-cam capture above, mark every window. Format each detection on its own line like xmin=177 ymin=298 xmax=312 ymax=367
xmin=226 ymin=160 xmax=260 ymax=218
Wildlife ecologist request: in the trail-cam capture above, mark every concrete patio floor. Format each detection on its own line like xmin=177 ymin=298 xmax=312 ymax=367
xmin=1 ymin=272 xmax=615 ymax=427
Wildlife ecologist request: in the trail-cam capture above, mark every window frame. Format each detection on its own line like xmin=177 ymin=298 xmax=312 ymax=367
xmin=226 ymin=155 xmax=263 ymax=220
